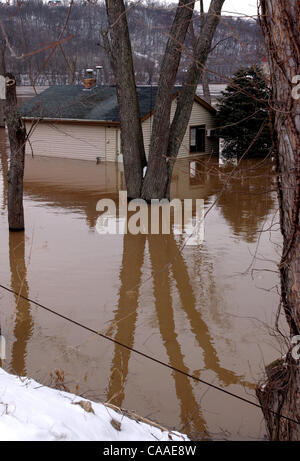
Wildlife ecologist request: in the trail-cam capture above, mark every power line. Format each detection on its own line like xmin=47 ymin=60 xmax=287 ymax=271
xmin=1 ymin=281 xmax=299 ymax=427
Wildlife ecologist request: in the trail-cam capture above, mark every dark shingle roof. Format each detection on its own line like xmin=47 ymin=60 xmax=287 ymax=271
xmin=20 ymin=85 xmax=159 ymax=122
xmin=20 ymin=85 xmax=215 ymax=123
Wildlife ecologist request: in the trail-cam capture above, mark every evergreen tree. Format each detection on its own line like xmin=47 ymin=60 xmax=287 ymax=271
xmin=216 ymin=66 xmax=271 ymax=158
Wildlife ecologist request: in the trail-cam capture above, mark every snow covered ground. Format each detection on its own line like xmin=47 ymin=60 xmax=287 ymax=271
xmin=0 ymin=368 xmax=188 ymax=441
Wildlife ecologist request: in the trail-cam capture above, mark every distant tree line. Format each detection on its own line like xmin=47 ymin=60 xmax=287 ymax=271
xmin=0 ymin=0 xmax=265 ymax=86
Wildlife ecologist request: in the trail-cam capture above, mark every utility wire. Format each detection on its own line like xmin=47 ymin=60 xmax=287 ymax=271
xmin=1 ymin=281 xmax=299 ymax=427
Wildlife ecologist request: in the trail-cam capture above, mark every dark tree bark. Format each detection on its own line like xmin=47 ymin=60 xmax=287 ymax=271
xmin=0 ymin=39 xmax=5 ymax=128
xmin=189 ymin=3 xmax=211 ymax=105
xmin=104 ymin=0 xmax=223 ymax=200
xmin=142 ymin=0 xmax=225 ymax=200
xmin=201 ymin=70 xmax=211 ymax=105
xmin=200 ymin=0 xmax=212 ymax=105
xmin=5 ymin=73 xmax=26 ymax=231
xmin=141 ymin=0 xmax=196 ymax=200
xmin=104 ymin=0 xmax=146 ymax=199
xmin=256 ymin=0 xmax=300 ymax=440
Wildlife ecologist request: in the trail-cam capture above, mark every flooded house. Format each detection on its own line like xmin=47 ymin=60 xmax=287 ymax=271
xmin=20 ymin=81 xmax=219 ymax=163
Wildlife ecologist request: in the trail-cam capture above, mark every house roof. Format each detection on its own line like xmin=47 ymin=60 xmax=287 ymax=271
xmin=20 ymin=85 xmax=216 ymax=125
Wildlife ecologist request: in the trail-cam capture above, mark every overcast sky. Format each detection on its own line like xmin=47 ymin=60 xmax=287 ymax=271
xmin=175 ymin=0 xmax=258 ymax=17
xmin=206 ymin=0 xmax=258 ymax=16
xmin=0 ymin=0 xmax=259 ymax=16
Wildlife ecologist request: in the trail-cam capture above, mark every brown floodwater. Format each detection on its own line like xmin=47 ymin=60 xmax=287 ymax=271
xmin=0 ymin=127 xmax=286 ymax=440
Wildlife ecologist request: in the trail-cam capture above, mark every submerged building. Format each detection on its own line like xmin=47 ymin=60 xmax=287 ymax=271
xmin=20 ymin=83 xmax=219 ymax=163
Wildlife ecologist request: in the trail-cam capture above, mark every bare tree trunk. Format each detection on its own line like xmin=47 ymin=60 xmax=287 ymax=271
xmin=0 ymin=40 xmax=6 ymax=128
xmin=141 ymin=0 xmax=196 ymax=200
xmin=189 ymin=3 xmax=211 ymax=105
xmin=256 ymin=0 xmax=300 ymax=440
xmin=142 ymin=0 xmax=224 ymax=200
xmin=104 ymin=0 xmax=223 ymax=200
xmin=201 ymin=70 xmax=211 ymax=105
xmin=5 ymin=73 xmax=26 ymax=231
xmin=200 ymin=0 xmax=211 ymax=105
xmin=104 ymin=0 xmax=146 ymax=199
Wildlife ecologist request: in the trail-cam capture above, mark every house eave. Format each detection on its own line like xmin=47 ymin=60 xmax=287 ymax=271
xmin=22 ymin=92 xmax=216 ymax=127
xmin=193 ymin=95 xmax=217 ymax=114
xmin=140 ymin=93 xmax=216 ymax=123
xmin=22 ymin=117 xmax=121 ymax=127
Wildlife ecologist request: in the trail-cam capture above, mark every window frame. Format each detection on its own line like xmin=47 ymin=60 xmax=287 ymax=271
xmin=189 ymin=125 xmax=206 ymax=154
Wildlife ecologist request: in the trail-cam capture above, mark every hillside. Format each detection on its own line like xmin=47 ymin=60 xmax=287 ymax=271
xmin=1 ymin=1 xmax=265 ymax=85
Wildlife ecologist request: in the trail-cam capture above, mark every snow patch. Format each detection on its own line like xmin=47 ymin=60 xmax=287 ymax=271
xmin=0 ymin=368 xmax=188 ymax=441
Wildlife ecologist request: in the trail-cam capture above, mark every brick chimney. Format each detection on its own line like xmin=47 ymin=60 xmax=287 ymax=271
xmin=83 ymin=69 xmax=96 ymax=89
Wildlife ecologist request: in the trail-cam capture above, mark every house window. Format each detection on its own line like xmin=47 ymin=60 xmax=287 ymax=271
xmin=190 ymin=125 xmax=206 ymax=153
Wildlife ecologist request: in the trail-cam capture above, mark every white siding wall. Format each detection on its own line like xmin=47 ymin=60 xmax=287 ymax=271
xmin=25 ymin=122 xmax=118 ymax=162
xmin=171 ymin=99 xmax=219 ymax=157
xmin=141 ymin=99 xmax=219 ymax=159
xmin=25 ymin=99 xmax=218 ymax=163
xmin=105 ymin=126 xmax=118 ymax=161
xmin=141 ymin=116 xmax=152 ymax=158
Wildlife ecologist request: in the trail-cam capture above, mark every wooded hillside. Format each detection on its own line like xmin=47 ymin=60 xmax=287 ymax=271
xmin=0 ymin=0 xmax=265 ymax=85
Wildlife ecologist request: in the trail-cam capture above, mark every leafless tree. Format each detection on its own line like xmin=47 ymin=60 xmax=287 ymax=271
xmin=0 ymin=31 xmax=26 ymax=231
xmin=142 ymin=0 xmax=225 ymax=200
xmin=104 ymin=0 xmax=225 ymax=200
xmin=199 ymin=0 xmax=211 ymax=104
xmin=0 ymin=2 xmax=75 ymax=231
xmin=0 ymin=1 xmax=264 ymax=87
xmin=0 ymin=39 xmax=5 ymax=127
xmin=256 ymin=0 xmax=300 ymax=440
xmin=103 ymin=0 xmax=147 ymax=199
xmin=5 ymin=72 xmax=26 ymax=231
xmin=140 ymin=0 xmax=197 ymax=200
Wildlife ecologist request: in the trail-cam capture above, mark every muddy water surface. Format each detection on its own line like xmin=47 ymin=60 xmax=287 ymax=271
xmin=0 ymin=128 xmax=284 ymax=440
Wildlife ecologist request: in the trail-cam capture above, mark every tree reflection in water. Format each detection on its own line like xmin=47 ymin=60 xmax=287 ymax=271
xmin=9 ymin=231 xmax=34 ymax=376
xmin=106 ymin=204 xmax=257 ymax=438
